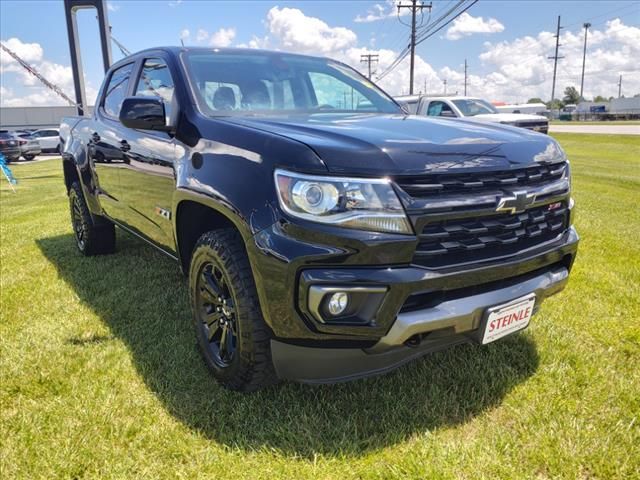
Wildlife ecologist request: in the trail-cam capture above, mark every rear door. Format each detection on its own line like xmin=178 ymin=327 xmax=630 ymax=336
xmin=91 ymin=61 xmax=136 ymax=222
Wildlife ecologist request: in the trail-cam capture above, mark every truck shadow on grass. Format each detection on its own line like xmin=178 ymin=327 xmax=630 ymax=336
xmin=38 ymin=232 xmax=539 ymax=458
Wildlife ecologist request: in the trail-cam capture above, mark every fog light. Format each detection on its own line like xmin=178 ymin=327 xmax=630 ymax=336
xmin=327 ymin=292 xmax=349 ymax=316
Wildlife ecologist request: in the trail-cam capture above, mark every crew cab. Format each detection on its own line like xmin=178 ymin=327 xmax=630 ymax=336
xmin=397 ymin=95 xmax=550 ymax=133
xmin=60 ymin=47 xmax=578 ymax=391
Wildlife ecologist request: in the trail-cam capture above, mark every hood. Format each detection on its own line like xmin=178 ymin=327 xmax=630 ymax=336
xmin=471 ymin=113 xmax=548 ymax=123
xmin=224 ymin=113 xmax=563 ymax=176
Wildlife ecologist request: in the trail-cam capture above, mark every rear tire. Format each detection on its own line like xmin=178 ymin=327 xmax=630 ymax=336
xmin=189 ymin=229 xmax=277 ymax=392
xmin=23 ymin=154 xmax=35 ymax=161
xmin=69 ymin=182 xmax=116 ymax=255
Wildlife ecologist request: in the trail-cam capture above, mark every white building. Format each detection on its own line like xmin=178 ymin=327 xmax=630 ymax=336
xmin=0 ymin=106 xmax=93 ymax=131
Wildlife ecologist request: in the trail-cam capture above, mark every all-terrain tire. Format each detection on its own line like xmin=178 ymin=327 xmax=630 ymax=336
xmin=189 ymin=229 xmax=277 ymax=392
xmin=69 ymin=181 xmax=116 ymax=255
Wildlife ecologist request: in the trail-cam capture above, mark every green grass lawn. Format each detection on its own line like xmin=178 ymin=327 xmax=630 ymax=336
xmin=1 ymin=134 xmax=639 ymax=479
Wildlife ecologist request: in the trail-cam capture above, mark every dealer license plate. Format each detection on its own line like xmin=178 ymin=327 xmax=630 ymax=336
xmin=481 ymin=293 xmax=536 ymax=344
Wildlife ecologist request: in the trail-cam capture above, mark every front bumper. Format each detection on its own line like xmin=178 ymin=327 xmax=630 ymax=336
xmin=272 ymin=262 xmax=570 ymax=383
xmin=247 ymin=223 xmax=579 ymax=382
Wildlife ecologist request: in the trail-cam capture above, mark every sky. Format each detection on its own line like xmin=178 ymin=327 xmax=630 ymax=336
xmin=1 ymin=0 xmax=639 ymax=108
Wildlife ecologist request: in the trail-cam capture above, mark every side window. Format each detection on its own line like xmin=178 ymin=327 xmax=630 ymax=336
xmin=135 ymin=58 xmax=175 ymax=118
xmin=103 ymin=63 xmax=134 ymax=118
xmin=405 ymin=100 xmax=419 ymax=114
xmin=308 ymin=72 xmax=368 ymax=110
xmin=426 ymin=101 xmax=455 ymax=117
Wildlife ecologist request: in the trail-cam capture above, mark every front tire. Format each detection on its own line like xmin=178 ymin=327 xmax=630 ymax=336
xmin=23 ymin=154 xmax=35 ymax=161
xmin=69 ymin=182 xmax=116 ymax=255
xmin=189 ymin=229 xmax=276 ymax=392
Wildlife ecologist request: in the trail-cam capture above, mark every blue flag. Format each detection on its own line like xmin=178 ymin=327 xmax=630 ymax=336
xmin=0 ymin=153 xmax=18 ymax=188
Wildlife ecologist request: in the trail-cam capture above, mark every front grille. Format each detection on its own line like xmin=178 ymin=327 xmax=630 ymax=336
xmin=395 ymin=161 xmax=566 ymax=198
xmin=413 ymin=201 xmax=568 ymax=268
xmin=517 ymin=121 xmax=548 ymax=129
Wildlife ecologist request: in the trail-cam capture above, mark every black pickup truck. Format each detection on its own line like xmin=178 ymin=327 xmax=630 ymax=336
xmin=60 ymin=47 xmax=578 ymax=391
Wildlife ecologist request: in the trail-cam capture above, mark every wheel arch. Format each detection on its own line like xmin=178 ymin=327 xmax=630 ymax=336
xmin=173 ymin=189 xmax=253 ymax=275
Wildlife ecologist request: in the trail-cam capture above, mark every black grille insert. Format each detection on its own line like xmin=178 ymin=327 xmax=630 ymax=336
xmin=413 ymin=202 xmax=568 ymax=268
xmin=395 ymin=162 xmax=566 ymax=198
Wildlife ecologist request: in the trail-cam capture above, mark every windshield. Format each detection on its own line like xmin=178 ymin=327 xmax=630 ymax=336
xmin=183 ymin=51 xmax=400 ymax=116
xmin=451 ymin=98 xmax=498 ymax=116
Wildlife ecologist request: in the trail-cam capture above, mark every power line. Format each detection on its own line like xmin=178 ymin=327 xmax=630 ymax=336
xmin=415 ymin=0 xmax=478 ymax=46
xmin=376 ymin=0 xmax=472 ymax=82
xmin=548 ymin=15 xmax=564 ymax=101
xmin=397 ymin=0 xmax=432 ymax=95
xmin=464 ymin=58 xmax=468 ymax=96
xmin=618 ymin=75 xmax=622 ymax=98
xmin=579 ymin=22 xmax=591 ymax=98
xmin=360 ymin=53 xmax=379 ymax=79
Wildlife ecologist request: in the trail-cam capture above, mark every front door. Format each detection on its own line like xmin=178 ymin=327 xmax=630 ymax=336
xmin=118 ymin=57 xmax=178 ymax=252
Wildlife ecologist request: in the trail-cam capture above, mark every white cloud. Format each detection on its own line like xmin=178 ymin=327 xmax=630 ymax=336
xmin=260 ymin=7 xmax=357 ymax=56
xmin=168 ymin=0 xmax=183 ymax=7
xmin=107 ymin=2 xmax=119 ymax=12
xmin=180 ymin=28 xmax=190 ymax=41
xmin=445 ymin=12 xmax=504 ymax=40
xmin=210 ymin=27 xmax=236 ymax=47
xmin=0 ymin=37 xmax=98 ymax=107
xmin=196 ymin=29 xmax=209 ymax=42
xmin=0 ymin=37 xmax=43 ymax=66
xmin=475 ymin=19 xmax=640 ymax=101
xmin=354 ymin=1 xmax=410 ymax=23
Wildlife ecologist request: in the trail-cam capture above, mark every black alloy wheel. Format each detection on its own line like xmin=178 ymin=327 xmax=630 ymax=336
xmin=196 ymin=262 xmax=238 ymax=367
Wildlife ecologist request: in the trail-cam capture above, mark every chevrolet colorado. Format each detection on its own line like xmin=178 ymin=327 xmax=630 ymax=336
xmin=60 ymin=48 xmax=578 ymax=391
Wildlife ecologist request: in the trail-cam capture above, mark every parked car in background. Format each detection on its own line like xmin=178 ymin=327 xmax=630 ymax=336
xmin=397 ymin=95 xmax=549 ymax=134
xmin=0 ymin=130 xmax=22 ymax=162
xmin=31 ymin=128 xmax=61 ymax=153
xmin=16 ymin=131 xmax=42 ymax=160
xmin=61 ymin=47 xmax=577 ymax=391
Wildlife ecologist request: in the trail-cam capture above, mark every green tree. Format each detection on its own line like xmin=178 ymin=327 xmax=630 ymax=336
xmin=527 ymin=97 xmax=544 ymax=104
xmin=547 ymin=99 xmax=564 ymax=110
xmin=593 ymin=95 xmax=608 ymax=102
xmin=563 ymin=86 xmax=581 ymax=105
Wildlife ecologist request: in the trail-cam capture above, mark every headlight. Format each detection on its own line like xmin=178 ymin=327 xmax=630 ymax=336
xmin=274 ymin=169 xmax=413 ymax=234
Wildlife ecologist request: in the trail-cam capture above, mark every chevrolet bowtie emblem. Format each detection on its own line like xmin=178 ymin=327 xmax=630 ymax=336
xmin=496 ymin=191 xmax=536 ymax=214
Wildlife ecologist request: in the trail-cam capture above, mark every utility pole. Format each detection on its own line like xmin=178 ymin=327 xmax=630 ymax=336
xmin=360 ymin=53 xmax=379 ymax=79
xmin=464 ymin=59 xmax=468 ymax=96
xmin=423 ymin=78 xmax=427 ymax=94
xmin=443 ymin=79 xmax=447 ymax=95
xmin=580 ymin=22 xmax=591 ymax=99
xmin=618 ymin=75 xmax=622 ymax=97
xmin=548 ymin=15 xmax=564 ymax=103
xmin=398 ymin=0 xmax=432 ymax=95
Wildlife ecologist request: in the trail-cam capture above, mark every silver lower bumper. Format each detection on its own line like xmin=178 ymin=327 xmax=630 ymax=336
xmin=369 ymin=266 xmax=569 ymax=353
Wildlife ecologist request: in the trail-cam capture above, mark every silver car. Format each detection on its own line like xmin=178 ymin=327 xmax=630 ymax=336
xmin=16 ymin=131 xmax=42 ymax=161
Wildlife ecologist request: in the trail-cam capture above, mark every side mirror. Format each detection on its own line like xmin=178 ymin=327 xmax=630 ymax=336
xmin=119 ymin=97 xmax=170 ymax=131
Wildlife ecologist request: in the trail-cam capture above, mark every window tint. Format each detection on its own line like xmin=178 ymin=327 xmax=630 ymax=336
xmin=426 ymin=101 xmax=455 ymax=117
xmin=451 ymin=99 xmax=497 ymax=116
xmin=184 ymin=52 xmax=399 ymax=115
xmin=308 ymin=72 xmax=369 ymax=111
xmin=135 ymin=58 xmax=175 ymax=118
xmin=103 ymin=63 xmax=133 ymax=117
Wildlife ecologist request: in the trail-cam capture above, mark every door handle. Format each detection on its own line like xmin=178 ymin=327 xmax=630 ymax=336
xmin=91 ymin=132 xmax=100 ymax=143
xmin=120 ymin=140 xmax=131 ymax=152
